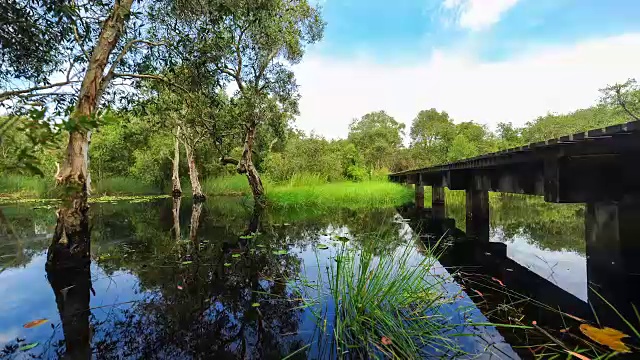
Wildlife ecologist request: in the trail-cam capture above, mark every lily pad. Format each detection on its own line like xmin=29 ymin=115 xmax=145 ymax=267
xmin=251 ymin=302 xmax=260 ymax=307
xmin=333 ymin=236 xmax=350 ymax=242
xmin=316 ymin=244 xmax=329 ymax=250
xmin=224 ymin=263 xmax=232 ymax=267
xmin=272 ymin=250 xmax=288 ymax=255
xmin=239 ymin=234 xmax=255 ymax=239
xmin=181 ymin=261 xmax=193 ymax=265
xmin=232 ymin=253 xmax=241 ymax=258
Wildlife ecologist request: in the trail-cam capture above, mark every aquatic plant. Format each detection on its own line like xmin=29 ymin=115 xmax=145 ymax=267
xmin=295 ymin=239 xmax=467 ymax=359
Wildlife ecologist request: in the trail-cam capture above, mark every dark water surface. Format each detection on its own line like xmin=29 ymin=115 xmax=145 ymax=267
xmin=0 ymin=195 xmax=638 ymax=359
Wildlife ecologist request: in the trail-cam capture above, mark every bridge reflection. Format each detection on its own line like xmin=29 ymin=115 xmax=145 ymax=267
xmin=399 ymin=204 xmax=640 ymax=348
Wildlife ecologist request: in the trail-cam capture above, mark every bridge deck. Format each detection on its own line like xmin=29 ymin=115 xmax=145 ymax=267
xmin=390 ymin=120 xmax=640 ymax=203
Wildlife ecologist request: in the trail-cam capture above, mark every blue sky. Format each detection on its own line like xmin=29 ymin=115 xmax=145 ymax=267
xmin=315 ymin=0 xmax=640 ymax=62
xmin=293 ymin=0 xmax=640 ymax=139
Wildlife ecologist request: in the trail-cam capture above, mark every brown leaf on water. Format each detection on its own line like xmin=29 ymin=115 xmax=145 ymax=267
xmin=381 ymin=336 xmax=392 ymax=346
xmin=23 ymin=319 xmax=48 ymax=328
xmin=579 ymin=324 xmax=631 ymax=353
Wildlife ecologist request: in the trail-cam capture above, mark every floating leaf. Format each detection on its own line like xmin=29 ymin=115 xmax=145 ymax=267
xmin=316 ymin=244 xmax=329 ymax=250
xmin=18 ymin=342 xmax=39 ymax=351
xmin=272 ymin=250 xmax=288 ymax=255
xmin=239 ymin=234 xmax=255 ymax=239
xmin=224 ymin=263 xmax=231 ymax=267
xmin=232 ymin=254 xmax=241 ymax=258
xmin=23 ymin=319 xmax=48 ymax=328
xmin=491 ymin=277 xmax=505 ymax=287
xmin=381 ymin=336 xmax=392 ymax=346
xmin=333 ymin=236 xmax=350 ymax=242
xmin=565 ymin=350 xmax=591 ymax=360
xmin=251 ymin=303 xmax=260 ymax=307
xmin=579 ymin=324 xmax=631 ymax=353
xmin=181 ymin=261 xmax=192 ymax=265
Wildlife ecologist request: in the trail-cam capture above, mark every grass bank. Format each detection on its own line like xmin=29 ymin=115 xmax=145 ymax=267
xmin=203 ymin=174 xmax=413 ymax=209
xmin=0 ymin=175 xmax=161 ymax=202
xmin=2 ymin=174 xmax=412 ymax=209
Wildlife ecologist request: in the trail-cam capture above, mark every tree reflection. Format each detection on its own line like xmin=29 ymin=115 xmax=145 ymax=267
xmin=47 ymin=266 xmax=92 ymax=360
xmin=90 ymin=201 xmax=307 ymax=359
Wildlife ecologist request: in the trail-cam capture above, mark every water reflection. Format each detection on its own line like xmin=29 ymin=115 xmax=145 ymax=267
xmin=400 ymin=196 xmax=640 ymax=358
xmin=0 ymin=195 xmax=638 ymax=358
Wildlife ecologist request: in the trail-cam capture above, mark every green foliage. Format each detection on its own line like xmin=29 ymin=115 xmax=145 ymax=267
xmin=410 ymin=108 xmax=455 ymax=165
xmin=348 ymin=111 xmax=405 ymax=170
xmin=446 ymin=134 xmax=478 ymax=162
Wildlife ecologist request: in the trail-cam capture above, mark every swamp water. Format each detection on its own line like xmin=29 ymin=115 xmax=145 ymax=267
xmin=0 ymin=195 xmax=637 ymax=359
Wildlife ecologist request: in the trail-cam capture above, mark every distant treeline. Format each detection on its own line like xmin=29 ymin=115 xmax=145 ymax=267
xmin=0 ymin=86 xmax=637 ymax=189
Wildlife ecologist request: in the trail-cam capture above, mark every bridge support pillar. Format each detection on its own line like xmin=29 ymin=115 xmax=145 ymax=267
xmin=466 ymin=190 xmax=489 ymax=242
xmin=432 ymin=186 xmax=446 ymax=219
xmin=415 ymin=183 xmax=424 ymax=209
xmin=586 ymin=199 xmax=640 ymax=327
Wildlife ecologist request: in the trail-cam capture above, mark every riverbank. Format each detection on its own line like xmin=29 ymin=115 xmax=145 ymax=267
xmin=0 ymin=174 xmax=413 ymax=209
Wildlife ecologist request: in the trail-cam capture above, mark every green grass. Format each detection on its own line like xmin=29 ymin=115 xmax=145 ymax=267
xmin=294 ymin=239 xmax=465 ymax=358
xmin=92 ymin=176 xmax=161 ymax=196
xmin=202 ymin=174 xmax=252 ymax=195
xmin=1 ymin=173 xmax=412 ymax=210
xmin=266 ymin=181 xmax=413 ymax=209
xmin=0 ymin=175 xmax=54 ymax=199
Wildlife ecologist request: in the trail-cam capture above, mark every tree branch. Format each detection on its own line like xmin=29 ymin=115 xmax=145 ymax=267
xmin=99 ymin=40 xmax=166 ymax=99
xmin=112 ymin=73 xmax=189 ymax=93
xmin=615 ymin=88 xmax=640 ymax=121
xmin=0 ymin=81 xmax=82 ymax=102
xmin=220 ymin=156 xmax=239 ymax=166
xmin=256 ymin=47 xmax=279 ymax=88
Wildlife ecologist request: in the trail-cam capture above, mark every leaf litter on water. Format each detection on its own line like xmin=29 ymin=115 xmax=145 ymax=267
xmin=18 ymin=342 xmax=39 ymax=351
xmin=23 ymin=319 xmax=48 ymax=328
xmin=579 ymin=324 xmax=631 ymax=353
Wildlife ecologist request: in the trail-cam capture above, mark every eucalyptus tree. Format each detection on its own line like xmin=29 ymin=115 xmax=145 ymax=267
xmin=1 ymin=0 xmax=176 ymax=267
xmin=169 ymin=0 xmax=325 ymax=206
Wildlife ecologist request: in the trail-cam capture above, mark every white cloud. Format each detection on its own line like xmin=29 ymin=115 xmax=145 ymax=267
xmin=293 ymin=34 xmax=640 ymax=139
xmin=443 ymin=0 xmax=521 ymax=31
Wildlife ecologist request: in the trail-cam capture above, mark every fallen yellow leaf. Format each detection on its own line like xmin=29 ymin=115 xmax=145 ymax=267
xmin=23 ymin=319 xmax=48 ymax=329
xmin=579 ymin=324 xmax=631 ymax=353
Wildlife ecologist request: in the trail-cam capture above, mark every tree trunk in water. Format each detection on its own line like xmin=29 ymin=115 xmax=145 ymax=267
xmin=237 ymin=123 xmax=265 ymax=207
xmin=173 ymin=196 xmax=181 ymax=242
xmin=47 ymin=266 xmax=92 ymax=360
xmin=48 ymin=0 xmax=134 ymax=269
xmin=172 ymin=128 xmax=182 ymax=197
xmin=184 ymin=142 xmax=205 ymax=201
xmin=189 ymin=202 xmax=203 ymax=242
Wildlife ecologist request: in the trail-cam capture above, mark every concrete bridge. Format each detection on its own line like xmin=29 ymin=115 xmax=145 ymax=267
xmin=390 ymin=120 xmax=640 ymax=329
